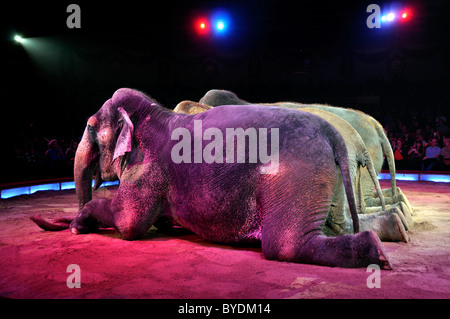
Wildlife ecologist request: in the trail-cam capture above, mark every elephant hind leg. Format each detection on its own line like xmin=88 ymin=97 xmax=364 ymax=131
xmin=359 ymin=209 xmax=409 ymax=243
xmin=299 ymin=231 xmax=391 ymax=269
xmin=262 ymin=227 xmax=392 ymax=269
xmin=367 ymin=187 xmax=414 ymax=216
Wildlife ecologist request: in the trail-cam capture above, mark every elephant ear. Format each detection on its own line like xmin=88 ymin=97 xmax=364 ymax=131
xmin=113 ymin=107 xmax=135 ymax=161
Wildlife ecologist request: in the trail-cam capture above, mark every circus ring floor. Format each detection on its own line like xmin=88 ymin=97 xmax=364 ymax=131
xmin=0 ymin=179 xmax=449 ymax=299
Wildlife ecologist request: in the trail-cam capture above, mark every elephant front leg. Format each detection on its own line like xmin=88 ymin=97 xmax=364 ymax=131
xmin=70 ymin=188 xmax=162 ymax=240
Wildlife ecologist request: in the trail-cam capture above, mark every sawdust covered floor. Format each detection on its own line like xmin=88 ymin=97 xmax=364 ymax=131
xmin=0 ymin=180 xmax=449 ymax=299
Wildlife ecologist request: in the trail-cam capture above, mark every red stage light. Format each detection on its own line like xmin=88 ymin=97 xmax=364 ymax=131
xmin=195 ymin=18 xmax=209 ymax=35
xmin=400 ymin=9 xmax=411 ymax=21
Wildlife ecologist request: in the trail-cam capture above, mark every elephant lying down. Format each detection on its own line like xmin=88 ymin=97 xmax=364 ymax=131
xmin=173 ymin=102 xmax=410 ymax=243
xmin=32 ymin=88 xmax=392 ymax=269
xmin=199 ymin=90 xmax=413 ymax=220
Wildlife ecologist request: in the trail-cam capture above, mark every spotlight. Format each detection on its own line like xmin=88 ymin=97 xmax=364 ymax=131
xmin=216 ymin=21 xmax=225 ymax=31
xmin=400 ymin=10 xmax=411 ymax=21
xmin=211 ymin=9 xmax=231 ymax=36
xmin=14 ymin=34 xmax=24 ymax=43
xmin=386 ymin=12 xmax=395 ymax=21
xmin=195 ymin=18 xmax=209 ymax=35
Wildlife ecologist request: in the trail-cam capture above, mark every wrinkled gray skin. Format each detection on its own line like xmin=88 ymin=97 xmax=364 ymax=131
xmin=199 ymin=89 xmax=413 ymax=219
xmin=298 ymin=108 xmax=409 ymax=242
xmin=31 ymin=88 xmax=392 ymax=269
xmin=175 ymin=101 xmax=409 ymax=242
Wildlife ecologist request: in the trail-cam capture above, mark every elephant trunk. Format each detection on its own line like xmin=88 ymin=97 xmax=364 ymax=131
xmin=74 ymin=127 xmax=99 ymax=211
xmin=29 ymin=126 xmax=99 ymax=231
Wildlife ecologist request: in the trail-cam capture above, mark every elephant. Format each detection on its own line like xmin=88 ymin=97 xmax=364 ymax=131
xmin=199 ymin=89 xmax=413 ymax=220
xmin=174 ymin=101 xmax=409 ymax=242
xmin=31 ymin=88 xmax=392 ymax=269
xmin=173 ymin=100 xmax=212 ymax=114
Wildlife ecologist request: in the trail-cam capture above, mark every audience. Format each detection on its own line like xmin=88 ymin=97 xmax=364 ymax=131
xmin=422 ymin=138 xmax=441 ymax=171
xmin=384 ymin=104 xmax=449 ymax=172
xmin=440 ymin=138 xmax=450 ymax=171
xmin=65 ymin=139 xmax=78 ymax=168
xmin=392 ymin=138 xmax=409 ymax=170
xmin=407 ymin=140 xmax=424 ymax=170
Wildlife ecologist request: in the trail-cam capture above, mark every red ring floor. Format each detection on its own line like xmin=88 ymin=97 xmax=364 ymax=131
xmin=0 ymin=180 xmax=449 ymax=299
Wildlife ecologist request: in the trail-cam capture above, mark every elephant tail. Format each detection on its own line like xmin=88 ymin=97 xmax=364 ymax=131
xmin=30 ymin=214 xmax=73 ymax=231
xmin=330 ymin=132 xmax=360 ymax=234
xmin=375 ymin=121 xmax=397 ymax=197
xmin=363 ymin=150 xmax=386 ymax=210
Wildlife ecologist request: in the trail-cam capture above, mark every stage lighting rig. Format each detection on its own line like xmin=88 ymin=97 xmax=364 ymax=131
xmin=193 ymin=9 xmax=231 ymax=37
xmin=381 ymin=8 xmax=412 ymax=25
xmin=367 ymin=4 xmax=413 ymax=29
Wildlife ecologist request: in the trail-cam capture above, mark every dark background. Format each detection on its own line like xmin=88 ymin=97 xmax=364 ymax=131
xmin=1 ymin=0 xmax=449 ymax=183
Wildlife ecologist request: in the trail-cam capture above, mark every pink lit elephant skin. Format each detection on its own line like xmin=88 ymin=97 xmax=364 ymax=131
xmin=31 ymin=88 xmax=391 ymax=269
xmin=174 ymin=101 xmax=409 ymax=243
xmin=199 ymin=90 xmax=413 ymax=222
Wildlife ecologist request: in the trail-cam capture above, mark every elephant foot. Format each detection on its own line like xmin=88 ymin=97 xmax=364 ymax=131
xmin=359 ymin=208 xmax=409 ymax=243
xmin=69 ymin=216 xmax=99 ymax=235
xmin=383 ymin=187 xmax=414 ymax=215
xmin=362 ymin=201 xmax=413 ymax=231
xmin=366 ymin=187 xmax=414 ymax=217
xmin=395 ymin=202 xmax=413 ymax=229
xmin=395 ymin=187 xmax=414 ymax=216
xmin=352 ymin=230 xmax=392 ymax=270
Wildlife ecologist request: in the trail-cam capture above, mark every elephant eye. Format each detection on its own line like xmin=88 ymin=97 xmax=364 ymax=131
xmin=87 ymin=125 xmax=96 ymax=136
xmin=116 ymin=120 xmax=124 ymax=132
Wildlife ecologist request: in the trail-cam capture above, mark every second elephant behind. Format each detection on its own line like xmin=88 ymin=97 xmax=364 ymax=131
xmin=198 ymin=89 xmax=413 ymax=217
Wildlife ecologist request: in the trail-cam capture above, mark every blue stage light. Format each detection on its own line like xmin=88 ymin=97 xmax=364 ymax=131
xmin=395 ymin=173 xmax=419 ymax=181
xmin=61 ymin=181 xmax=76 ymax=190
xmin=216 ymin=21 xmax=225 ymax=31
xmin=420 ymin=174 xmax=450 ymax=183
xmin=30 ymin=183 xmax=60 ymax=194
xmin=211 ymin=9 xmax=231 ymax=36
xmin=1 ymin=187 xmax=31 ymax=199
xmin=101 ymin=181 xmax=120 ymax=187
